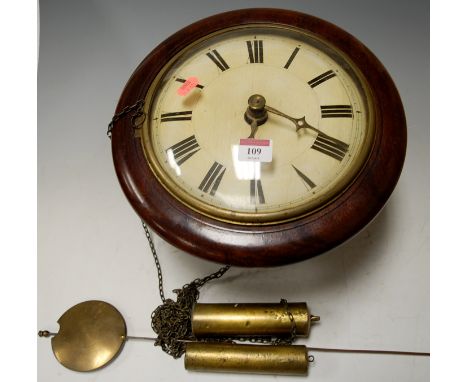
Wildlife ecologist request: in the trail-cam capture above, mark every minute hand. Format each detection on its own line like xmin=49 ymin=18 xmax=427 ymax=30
xmin=264 ymin=105 xmax=320 ymax=134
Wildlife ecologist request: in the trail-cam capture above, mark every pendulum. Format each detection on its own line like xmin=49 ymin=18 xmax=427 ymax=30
xmin=38 ymin=298 xmax=428 ymax=375
xmin=38 ymin=300 xmax=127 ymax=372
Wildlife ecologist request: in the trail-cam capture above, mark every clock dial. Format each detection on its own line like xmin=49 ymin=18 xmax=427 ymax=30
xmin=112 ymin=9 xmax=406 ymax=265
xmin=142 ymin=25 xmax=374 ymax=224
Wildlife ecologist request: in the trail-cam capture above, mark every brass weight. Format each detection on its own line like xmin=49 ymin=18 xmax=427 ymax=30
xmin=185 ymin=342 xmax=309 ymax=375
xmin=192 ymin=302 xmax=318 ymax=338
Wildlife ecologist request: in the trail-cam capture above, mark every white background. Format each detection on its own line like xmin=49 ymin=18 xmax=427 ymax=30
xmin=35 ymin=1 xmax=430 ymax=381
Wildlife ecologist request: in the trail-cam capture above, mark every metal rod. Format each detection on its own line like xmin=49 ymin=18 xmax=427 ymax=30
xmin=38 ymin=330 xmax=429 ymax=357
xmin=125 ymin=335 xmax=157 ymax=341
xmin=307 ymin=347 xmax=430 ymax=357
xmin=39 ymin=330 xmax=156 ymax=342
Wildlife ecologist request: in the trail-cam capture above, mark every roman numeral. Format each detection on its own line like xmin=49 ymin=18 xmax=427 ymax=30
xmin=311 ymin=132 xmax=349 ymax=161
xmin=247 ymin=40 xmax=263 ymax=63
xmin=198 ymin=162 xmax=226 ymax=196
xmin=250 ymin=179 xmax=265 ymax=204
xmin=284 ymin=47 xmax=300 ymax=69
xmin=321 ymin=105 xmax=353 ymax=118
xmin=167 ymin=135 xmax=200 ymax=166
xmin=292 ymin=165 xmax=316 ymax=190
xmin=206 ymin=49 xmax=230 ymax=71
xmin=160 ymin=111 xmax=192 ymax=122
xmin=175 ymin=78 xmax=204 ymax=89
xmin=308 ymin=70 xmax=336 ymax=88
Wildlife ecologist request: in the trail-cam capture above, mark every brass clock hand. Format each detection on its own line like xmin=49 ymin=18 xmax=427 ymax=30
xmin=263 ymin=105 xmax=320 ymax=134
xmin=264 ymin=103 xmax=349 ymax=161
xmin=244 ymin=96 xmax=349 ymax=161
xmin=244 ymin=94 xmax=324 ymax=139
xmin=244 ymin=94 xmax=319 ymax=135
xmin=248 ymin=120 xmax=258 ymax=139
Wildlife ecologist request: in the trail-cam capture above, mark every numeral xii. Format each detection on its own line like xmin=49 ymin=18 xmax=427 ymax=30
xmin=247 ymin=40 xmax=263 ymax=63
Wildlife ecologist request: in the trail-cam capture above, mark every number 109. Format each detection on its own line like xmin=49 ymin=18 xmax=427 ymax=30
xmin=248 ymin=147 xmax=262 ymax=155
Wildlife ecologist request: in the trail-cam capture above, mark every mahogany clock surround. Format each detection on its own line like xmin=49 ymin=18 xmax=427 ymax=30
xmin=111 ymin=9 xmax=406 ymax=267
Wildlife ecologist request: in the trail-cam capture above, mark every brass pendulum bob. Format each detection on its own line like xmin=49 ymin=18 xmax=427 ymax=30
xmin=39 ymin=300 xmax=127 ymax=372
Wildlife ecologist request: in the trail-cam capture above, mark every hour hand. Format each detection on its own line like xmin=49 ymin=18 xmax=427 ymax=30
xmin=264 ymin=105 xmax=319 ymax=134
xmin=248 ymin=120 xmax=258 ymax=139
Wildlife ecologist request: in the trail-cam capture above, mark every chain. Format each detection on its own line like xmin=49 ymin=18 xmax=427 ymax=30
xmin=141 ymin=220 xmax=231 ymax=358
xmin=277 ymin=298 xmax=297 ymax=345
xmin=141 ymin=221 xmax=299 ymax=356
xmin=191 ymin=264 xmax=232 ymax=289
xmin=107 ymin=99 xmax=145 ymax=138
xmin=142 ymin=221 xmax=166 ymax=303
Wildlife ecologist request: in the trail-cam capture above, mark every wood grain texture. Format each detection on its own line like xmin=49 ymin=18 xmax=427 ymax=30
xmin=111 ymin=8 xmax=406 ymax=267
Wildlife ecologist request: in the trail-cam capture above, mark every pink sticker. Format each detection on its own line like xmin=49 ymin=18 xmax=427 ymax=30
xmin=239 ymin=138 xmax=271 ymax=147
xmin=177 ymin=76 xmax=199 ymax=96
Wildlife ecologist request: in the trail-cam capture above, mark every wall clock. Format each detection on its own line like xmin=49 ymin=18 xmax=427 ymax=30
xmin=110 ymin=8 xmax=406 ymax=267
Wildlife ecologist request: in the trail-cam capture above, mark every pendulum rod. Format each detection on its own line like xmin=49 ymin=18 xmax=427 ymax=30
xmin=39 ymin=330 xmax=429 ymax=356
xmin=306 ymin=347 xmax=430 ymax=357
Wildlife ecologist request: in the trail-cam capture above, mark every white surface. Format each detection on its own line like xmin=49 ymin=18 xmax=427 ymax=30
xmin=37 ymin=1 xmax=429 ymax=381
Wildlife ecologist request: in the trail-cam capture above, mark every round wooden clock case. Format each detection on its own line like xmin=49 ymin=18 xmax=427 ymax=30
xmin=111 ymin=9 xmax=406 ymax=267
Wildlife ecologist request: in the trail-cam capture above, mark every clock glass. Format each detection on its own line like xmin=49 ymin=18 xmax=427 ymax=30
xmin=141 ymin=24 xmax=375 ymax=224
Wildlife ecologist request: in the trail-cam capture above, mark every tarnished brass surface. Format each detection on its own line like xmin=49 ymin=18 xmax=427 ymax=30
xmin=185 ymin=342 xmax=309 ymax=375
xmin=192 ymin=302 xmax=313 ymax=337
xmin=244 ymin=94 xmax=268 ymax=127
xmin=51 ymin=300 xmax=127 ymax=372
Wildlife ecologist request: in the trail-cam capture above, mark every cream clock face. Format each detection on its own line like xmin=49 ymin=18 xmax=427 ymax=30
xmin=142 ymin=25 xmax=374 ymax=224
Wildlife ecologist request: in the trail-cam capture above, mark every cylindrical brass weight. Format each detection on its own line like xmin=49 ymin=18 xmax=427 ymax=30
xmin=192 ymin=303 xmax=313 ymax=337
xmin=185 ymin=342 xmax=309 ymax=375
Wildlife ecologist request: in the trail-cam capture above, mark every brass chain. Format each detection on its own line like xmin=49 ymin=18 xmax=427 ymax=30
xmin=142 ymin=221 xmax=231 ymax=358
xmin=142 ymin=222 xmax=166 ymax=303
xmin=277 ymin=298 xmax=297 ymax=345
xmin=107 ymin=99 xmax=145 ymax=139
xmin=142 ymin=221 xmax=231 ymax=304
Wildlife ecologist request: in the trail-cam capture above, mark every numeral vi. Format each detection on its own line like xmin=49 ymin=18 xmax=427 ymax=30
xmin=250 ymin=179 xmax=265 ymax=204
